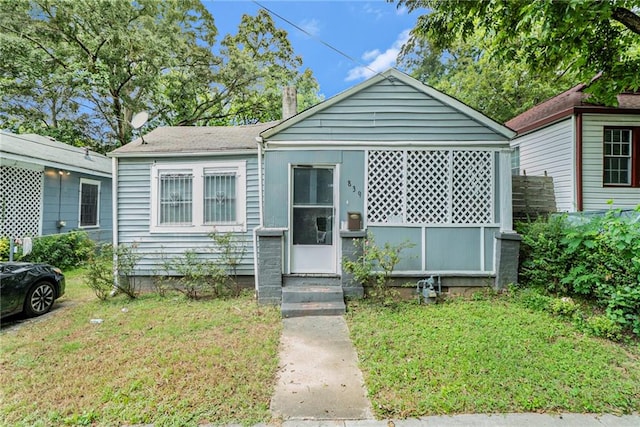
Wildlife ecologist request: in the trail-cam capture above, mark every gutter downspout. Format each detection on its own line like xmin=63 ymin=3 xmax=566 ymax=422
xmin=253 ymin=137 xmax=265 ymax=293
xmin=575 ymin=113 xmax=583 ymax=211
xmin=111 ymin=157 xmax=119 ymax=293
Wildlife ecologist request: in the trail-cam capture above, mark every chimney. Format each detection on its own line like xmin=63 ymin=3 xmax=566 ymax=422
xmin=282 ymin=86 xmax=297 ymax=119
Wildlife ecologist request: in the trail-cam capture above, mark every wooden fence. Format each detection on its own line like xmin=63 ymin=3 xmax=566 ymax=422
xmin=512 ymin=175 xmax=556 ymax=222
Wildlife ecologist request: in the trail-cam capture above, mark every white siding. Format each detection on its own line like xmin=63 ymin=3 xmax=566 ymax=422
xmin=117 ymin=156 xmax=259 ymax=275
xmin=511 ymin=119 xmax=575 ymax=212
xmin=582 ymin=114 xmax=640 ymax=211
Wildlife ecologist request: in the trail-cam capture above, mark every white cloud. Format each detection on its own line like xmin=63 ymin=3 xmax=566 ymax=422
xmin=362 ymin=3 xmax=384 ymax=20
xmin=345 ymin=29 xmax=411 ymax=82
xmin=362 ymin=49 xmax=381 ymax=61
xmin=299 ymin=18 xmax=320 ymax=37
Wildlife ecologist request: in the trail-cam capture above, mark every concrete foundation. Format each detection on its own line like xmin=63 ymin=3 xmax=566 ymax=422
xmin=256 ymin=228 xmax=285 ymax=305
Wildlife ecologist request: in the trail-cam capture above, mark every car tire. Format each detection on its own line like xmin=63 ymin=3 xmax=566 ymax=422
xmin=24 ymin=281 xmax=56 ymax=317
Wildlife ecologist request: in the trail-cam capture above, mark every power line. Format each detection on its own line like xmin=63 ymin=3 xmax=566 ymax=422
xmin=252 ymin=0 xmax=386 ymax=80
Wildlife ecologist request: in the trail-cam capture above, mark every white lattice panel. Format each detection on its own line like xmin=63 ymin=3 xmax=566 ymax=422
xmin=407 ymin=151 xmax=450 ymax=223
xmin=1 ymin=166 xmax=42 ymax=238
xmin=367 ymin=149 xmax=494 ymax=225
xmin=451 ymin=151 xmax=493 ymax=224
xmin=367 ymin=151 xmax=404 ymax=223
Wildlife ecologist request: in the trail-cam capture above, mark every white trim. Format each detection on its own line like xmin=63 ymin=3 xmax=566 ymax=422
xmin=109 ymin=150 xmax=256 ymax=159
xmin=0 ymin=152 xmax=111 ymax=177
xmin=390 ymin=270 xmax=496 ymax=276
xmin=78 ymin=178 xmax=101 ymax=228
xmin=112 ymin=158 xmax=118 ymax=248
xmin=480 ymin=226 xmax=486 ymax=271
xmin=498 ymin=150 xmax=514 ymax=232
xmin=149 ymin=160 xmax=247 ymax=233
xmin=368 ymin=223 xmax=500 ymax=228
xmin=286 ymin=163 xmax=293 ymax=274
xmin=264 ymin=141 xmax=509 ymax=150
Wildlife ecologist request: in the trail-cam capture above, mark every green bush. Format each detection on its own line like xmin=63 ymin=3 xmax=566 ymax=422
xmin=517 ymin=205 xmax=640 ymax=338
xmin=584 ymin=315 xmax=623 ymax=341
xmin=22 ymin=231 xmax=95 ymax=269
xmin=85 ymin=243 xmax=141 ymax=300
xmin=0 ymin=237 xmax=9 ymax=261
xmin=342 ymin=233 xmax=414 ymax=305
xmin=548 ymin=297 xmax=579 ymax=317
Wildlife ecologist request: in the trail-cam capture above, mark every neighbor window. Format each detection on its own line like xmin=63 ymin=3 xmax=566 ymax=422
xmin=603 ymin=127 xmax=639 ymax=186
xmin=79 ymin=178 xmax=100 ymax=227
xmin=151 ymin=161 xmax=246 ymax=232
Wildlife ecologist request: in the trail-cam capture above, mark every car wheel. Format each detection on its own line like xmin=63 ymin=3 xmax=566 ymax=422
xmin=24 ymin=281 xmax=56 ymax=317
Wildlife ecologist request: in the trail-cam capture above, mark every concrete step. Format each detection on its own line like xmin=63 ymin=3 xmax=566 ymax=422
xmin=282 ymin=285 xmax=344 ymax=304
xmin=281 ymin=301 xmax=346 ymax=318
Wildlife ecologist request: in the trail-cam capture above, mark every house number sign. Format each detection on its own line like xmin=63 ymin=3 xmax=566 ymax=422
xmin=347 ymin=180 xmax=362 ymax=198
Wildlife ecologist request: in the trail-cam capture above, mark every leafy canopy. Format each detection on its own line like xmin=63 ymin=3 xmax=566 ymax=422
xmin=395 ymin=0 xmax=640 ymax=106
xmin=0 ymin=0 xmax=319 ymax=150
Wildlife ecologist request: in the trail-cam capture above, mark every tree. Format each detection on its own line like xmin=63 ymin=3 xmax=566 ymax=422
xmin=398 ymin=30 xmax=579 ymax=122
xmin=395 ymin=0 xmax=640 ymax=105
xmin=1 ymin=1 xmax=319 ymax=150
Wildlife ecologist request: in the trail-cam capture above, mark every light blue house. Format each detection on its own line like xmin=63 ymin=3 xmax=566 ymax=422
xmin=109 ymin=123 xmax=277 ymax=277
xmin=0 ymin=131 xmax=112 ymax=242
xmin=255 ymin=69 xmax=518 ymax=304
xmin=110 ymin=69 xmax=519 ymax=306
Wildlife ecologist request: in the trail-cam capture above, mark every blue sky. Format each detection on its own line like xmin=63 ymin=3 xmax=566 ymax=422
xmin=205 ymin=0 xmax=424 ymax=98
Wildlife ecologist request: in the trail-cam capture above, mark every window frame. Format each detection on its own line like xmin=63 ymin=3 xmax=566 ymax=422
xmin=78 ymin=178 xmax=101 ymax=228
xmin=150 ymin=161 xmax=246 ymax=233
xmin=603 ymin=126 xmax=639 ymax=187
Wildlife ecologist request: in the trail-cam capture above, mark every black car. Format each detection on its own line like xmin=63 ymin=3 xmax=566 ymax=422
xmin=0 ymin=262 xmax=66 ymax=319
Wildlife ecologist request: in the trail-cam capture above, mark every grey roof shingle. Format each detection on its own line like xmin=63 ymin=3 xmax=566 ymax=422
xmin=0 ymin=131 xmax=111 ymax=176
xmin=109 ymin=121 xmax=279 ymax=157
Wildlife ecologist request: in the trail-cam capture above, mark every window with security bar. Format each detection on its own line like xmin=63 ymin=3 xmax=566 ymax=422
xmin=204 ymin=170 xmax=236 ymax=223
xmin=151 ymin=161 xmax=246 ymax=233
xmin=159 ymin=172 xmax=193 ymax=224
xmin=79 ymin=178 xmax=100 ymax=227
xmin=367 ymin=150 xmax=494 ymax=225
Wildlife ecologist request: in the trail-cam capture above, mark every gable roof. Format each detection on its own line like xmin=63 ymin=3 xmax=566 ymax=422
xmin=506 ymin=83 xmax=640 ymax=134
xmin=0 ymin=131 xmax=111 ymax=177
xmin=109 ymin=121 xmax=279 ymax=158
xmin=261 ymin=68 xmax=515 ymax=141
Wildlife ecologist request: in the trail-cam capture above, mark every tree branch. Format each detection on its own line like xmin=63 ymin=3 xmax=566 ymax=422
xmin=612 ymin=7 xmax=640 ymax=35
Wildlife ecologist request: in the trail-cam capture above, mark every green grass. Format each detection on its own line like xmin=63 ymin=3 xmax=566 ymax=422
xmin=0 ymin=269 xmax=282 ymax=427
xmin=347 ymin=297 xmax=640 ymax=419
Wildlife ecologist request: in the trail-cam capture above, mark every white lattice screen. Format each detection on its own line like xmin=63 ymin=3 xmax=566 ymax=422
xmin=367 ymin=150 xmax=494 ymax=225
xmin=1 ymin=166 xmax=43 ymax=238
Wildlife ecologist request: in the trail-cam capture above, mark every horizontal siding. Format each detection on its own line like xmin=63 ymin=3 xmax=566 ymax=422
xmin=582 ymin=114 xmax=640 ymax=210
xmin=271 ymin=79 xmax=508 ymax=142
xmin=117 ymin=156 xmax=259 ymax=276
xmin=41 ymin=168 xmax=112 ymax=240
xmin=511 ymin=119 xmax=575 ymax=212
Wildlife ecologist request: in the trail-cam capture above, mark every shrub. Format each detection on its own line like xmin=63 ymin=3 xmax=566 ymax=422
xmin=0 ymin=237 xmax=9 ymax=261
xmin=85 ymin=243 xmax=141 ymax=300
xmin=517 ymin=205 xmax=640 ymax=338
xmin=548 ymin=297 xmax=579 ymax=317
xmin=584 ymin=315 xmax=623 ymax=341
xmin=23 ymin=231 xmax=95 ymax=269
xmin=342 ymin=233 xmax=414 ymax=305
xmin=161 ymin=250 xmax=228 ymax=299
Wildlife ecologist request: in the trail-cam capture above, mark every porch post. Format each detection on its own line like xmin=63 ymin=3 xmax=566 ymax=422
xmin=256 ymin=228 xmax=284 ymax=305
xmin=495 ymin=149 xmax=521 ymax=289
xmin=340 ymin=229 xmax=366 ymax=299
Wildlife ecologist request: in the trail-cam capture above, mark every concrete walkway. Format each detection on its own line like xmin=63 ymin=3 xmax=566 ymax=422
xmin=267 ymin=316 xmax=640 ymax=427
xmin=270 ymin=316 xmax=373 ymax=420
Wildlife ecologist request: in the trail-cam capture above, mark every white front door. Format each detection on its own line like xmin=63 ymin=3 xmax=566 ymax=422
xmin=290 ymin=166 xmax=336 ymax=273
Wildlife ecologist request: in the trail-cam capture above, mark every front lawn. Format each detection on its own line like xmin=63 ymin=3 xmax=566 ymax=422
xmin=347 ymin=296 xmax=640 ymax=419
xmin=0 ymin=269 xmax=281 ymax=427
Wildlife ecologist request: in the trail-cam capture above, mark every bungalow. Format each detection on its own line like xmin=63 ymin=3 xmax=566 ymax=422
xmin=0 ymin=131 xmax=112 ymax=242
xmin=110 ymin=69 xmax=519 ymax=308
xmin=507 ymin=83 xmax=640 ymax=212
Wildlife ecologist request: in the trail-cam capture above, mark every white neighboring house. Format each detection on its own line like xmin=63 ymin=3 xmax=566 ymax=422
xmin=507 ymin=83 xmax=640 ymax=212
